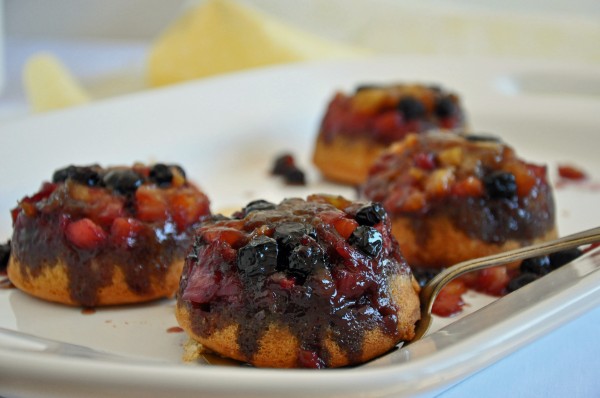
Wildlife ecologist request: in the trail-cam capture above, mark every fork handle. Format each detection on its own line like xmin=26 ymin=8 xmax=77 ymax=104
xmin=420 ymin=226 xmax=600 ymax=315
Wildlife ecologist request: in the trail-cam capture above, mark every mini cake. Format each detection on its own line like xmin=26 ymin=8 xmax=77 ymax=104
xmin=313 ymin=83 xmax=465 ymax=185
xmin=8 ymin=163 xmax=211 ymax=307
xmin=361 ymin=132 xmax=558 ymax=296
xmin=176 ymin=195 xmax=420 ymax=368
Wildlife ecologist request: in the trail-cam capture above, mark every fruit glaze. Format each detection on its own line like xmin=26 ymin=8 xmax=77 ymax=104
xmin=9 ymin=163 xmax=210 ymax=307
xmin=363 ymin=132 xmax=555 ymax=249
xmin=318 ymin=83 xmax=465 ymax=146
xmin=361 ymin=132 xmax=557 ymax=314
xmin=176 ymin=195 xmax=420 ymax=368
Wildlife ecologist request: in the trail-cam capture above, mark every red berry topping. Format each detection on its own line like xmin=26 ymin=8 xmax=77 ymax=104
xmin=110 ymin=217 xmax=143 ymax=248
xmin=135 ymin=186 xmax=168 ymax=222
xmin=9 ymin=162 xmax=211 ymax=307
xmin=558 ymin=164 xmax=587 ymax=180
xmin=178 ymin=195 xmax=418 ymax=368
xmin=432 ymin=279 xmax=467 ymax=317
xmin=65 ymin=218 xmax=107 ymax=249
xmin=413 ymin=152 xmax=436 ymax=170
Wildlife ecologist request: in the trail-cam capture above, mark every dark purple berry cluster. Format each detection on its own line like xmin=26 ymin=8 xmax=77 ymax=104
xmin=271 ymin=153 xmax=306 ymax=185
xmin=0 ymin=241 xmax=10 ymax=274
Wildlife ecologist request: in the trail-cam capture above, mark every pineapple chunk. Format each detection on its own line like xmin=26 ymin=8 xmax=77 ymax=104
xmin=425 ymin=168 xmax=456 ymax=197
xmin=23 ymin=53 xmax=90 ymax=112
xmin=438 ymin=147 xmax=464 ymax=167
xmin=147 ymin=0 xmax=366 ymax=86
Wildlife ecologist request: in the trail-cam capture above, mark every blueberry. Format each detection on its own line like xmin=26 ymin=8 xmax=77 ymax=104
xmin=52 ymin=165 xmax=76 ymax=183
xmin=412 ymin=267 xmax=440 ymax=288
xmin=283 ymin=168 xmax=305 ymax=185
xmin=507 ymin=272 xmax=538 ymax=292
xmin=548 ymin=248 xmax=583 ymax=270
xmin=271 ymin=153 xmax=306 ymax=185
xmin=483 ymin=171 xmax=517 ymax=199
xmin=355 ymin=84 xmax=383 ymax=93
xmin=355 ymin=203 xmax=386 ymax=226
xmin=103 ymin=169 xmax=144 ymax=195
xmin=434 ymin=97 xmax=456 ymax=118
xmin=237 ymin=235 xmax=278 ymax=278
xmin=273 ymin=222 xmax=317 ymax=269
xmin=74 ymin=167 xmax=102 ymax=187
xmin=274 ymin=222 xmax=317 ymax=244
xmin=272 ymin=154 xmax=295 ymax=176
xmin=397 ymin=96 xmax=426 ymax=121
xmin=288 ymin=239 xmax=327 ymax=279
xmin=464 ymin=134 xmax=501 ymax=143
xmin=244 ymin=200 xmax=276 ymax=214
xmin=149 ymin=164 xmax=173 ymax=187
xmin=0 ymin=240 xmax=10 ymax=272
xmin=520 ymin=256 xmax=551 ymax=276
xmin=52 ymin=165 xmax=102 ymax=186
xmin=211 ymin=214 xmax=231 ymax=222
xmin=349 ymin=226 xmax=383 ymax=257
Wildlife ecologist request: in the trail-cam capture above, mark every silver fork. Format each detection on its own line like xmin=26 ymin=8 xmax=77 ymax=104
xmin=412 ymin=226 xmax=600 ymax=341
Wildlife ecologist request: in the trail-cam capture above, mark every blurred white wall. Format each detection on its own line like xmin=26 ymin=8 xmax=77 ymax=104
xmin=2 ymin=0 xmax=599 ymax=115
xmin=5 ymin=1 xmax=600 ymax=40
xmin=5 ymin=0 xmax=186 ymax=39
xmin=5 ymin=0 xmax=600 ymax=64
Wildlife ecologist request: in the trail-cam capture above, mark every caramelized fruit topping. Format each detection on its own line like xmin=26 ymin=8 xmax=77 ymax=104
xmin=10 ymin=163 xmax=210 ymax=306
xmin=179 ymin=195 xmax=413 ymax=367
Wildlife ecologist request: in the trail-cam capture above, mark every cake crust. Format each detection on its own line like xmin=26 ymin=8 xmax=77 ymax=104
xmin=391 ymin=216 xmax=558 ymax=269
xmin=176 ymin=273 xmax=419 ymax=368
xmin=8 ymin=256 xmax=183 ymax=306
xmin=313 ymin=135 xmax=386 ymax=185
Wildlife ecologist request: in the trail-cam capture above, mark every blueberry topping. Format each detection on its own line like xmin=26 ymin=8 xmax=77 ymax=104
xmin=211 ymin=214 xmax=231 ymax=222
xmin=397 ymin=96 xmax=426 ymax=121
xmin=548 ymin=248 xmax=583 ymax=270
xmin=520 ymin=256 xmax=551 ymax=276
xmin=52 ymin=165 xmax=76 ymax=183
xmin=271 ymin=153 xmax=306 ymax=186
xmin=103 ymin=169 xmax=144 ymax=195
xmin=149 ymin=164 xmax=173 ymax=187
xmin=288 ymin=239 xmax=327 ymax=280
xmin=237 ymin=235 xmax=278 ymax=278
xmin=272 ymin=154 xmax=295 ymax=176
xmin=355 ymin=203 xmax=386 ymax=226
xmin=355 ymin=84 xmax=383 ymax=92
xmin=0 ymin=240 xmax=10 ymax=272
xmin=273 ymin=222 xmax=317 ymax=270
xmin=464 ymin=134 xmax=501 ymax=143
xmin=483 ymin=171 xmax=517 ymax=199
xmin=274 ymin=222 xmax=317 ymax=244
xmin=412 ymin=267 xmax=439 ymax=288
xmin=507 ymin=272 xmax=538 ymax=292
xmin=284 ymin=168 xmax=305 ymax=185
xmin=245 ymin=200 xmax=276 ymax=214
xmin=349 ymin=226 xmax=383 ymax=257
xmin=434 ymin=97 xmax=456 ymax=118
xmin=52 ymin=165 xmax=102 ymax=186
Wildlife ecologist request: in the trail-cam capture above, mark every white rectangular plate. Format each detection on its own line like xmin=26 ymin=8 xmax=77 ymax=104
xmin=1 ymin=55 xmax=600 ymax=397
